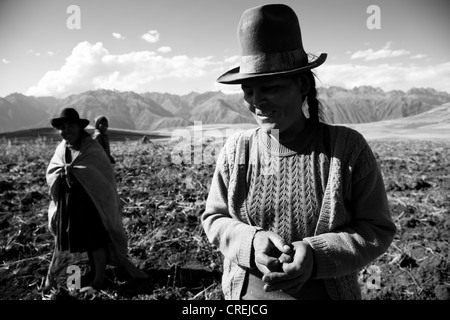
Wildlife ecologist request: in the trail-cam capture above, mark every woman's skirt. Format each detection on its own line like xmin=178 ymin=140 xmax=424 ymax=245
xmin=56 ymin=177 xmax=111 ymax=253
xmin=240 ymin=268 xmax=331 ymax=300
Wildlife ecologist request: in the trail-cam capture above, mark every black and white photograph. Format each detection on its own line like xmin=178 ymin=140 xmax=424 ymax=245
xmin=0 ymin=0 xmax=449 ymax=309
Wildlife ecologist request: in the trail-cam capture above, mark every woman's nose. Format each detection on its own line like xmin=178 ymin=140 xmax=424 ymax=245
xmin=252 ymin=90 xmax=265 ymax=109
xmin=59 ymin=125 xmax=69 ymax=134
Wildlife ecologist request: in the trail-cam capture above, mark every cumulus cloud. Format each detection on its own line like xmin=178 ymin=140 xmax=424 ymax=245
xmin=2 ymin=58 xmax=11 ymax=64
xmin=26 ymin=41 xmax=236 ymax=97
xmin=27 ymin=41 xmax=448 ymax=97
xmin=410 ymin=54 xmax=427 ymax=59
xmin=315 ymin=62 xmax=450 ymax=93
xmin=26 ymin=49 xmax=42 ymax=57
xmin=211 ymin=55 xmax=241 ymax=94
xmin=141 ymin=30 xmax=160 ymax=43
xmin=25 ymin=49 xmax=55 ymax=57
xmin=350 ymin=42 xmax=410 ymax=61
xmin=213 ymin=82 xmax=242 ymax=95
xmin=157 ymin=46 xmax=172 ymax=53
xmin=224 ymin=55 xmax=240 ymax=64
xmin=112 ymin=32 xmax=125 ymax=40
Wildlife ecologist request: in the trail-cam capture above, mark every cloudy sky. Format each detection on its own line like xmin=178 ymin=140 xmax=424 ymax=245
xmin=0 ymin=0 xmax=449 ymax=98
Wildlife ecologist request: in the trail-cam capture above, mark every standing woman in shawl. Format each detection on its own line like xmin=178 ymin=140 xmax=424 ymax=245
xmin=45 ymin=108 xmax=146 ymax=291
xmin=92 ymin=115 xmax=115 ymax=164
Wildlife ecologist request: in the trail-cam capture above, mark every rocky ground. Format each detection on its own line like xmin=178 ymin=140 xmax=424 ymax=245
xmin=0 ymin=137 xmax=448 ymax=300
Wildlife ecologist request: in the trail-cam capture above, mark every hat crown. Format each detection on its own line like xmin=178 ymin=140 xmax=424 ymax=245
xmin=238 ymin=4 xmax=304 ymax=55
xmin=58 ymin=108 xmax=82 ymax=121
xmin=51 ymin=107 xmax=89 ymax=128
xmin=216 ymin=4 xmax=327 ymax=84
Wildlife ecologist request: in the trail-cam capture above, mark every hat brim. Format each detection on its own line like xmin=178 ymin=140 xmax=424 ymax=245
xmin=51 ymin=118 xmax=90 ymax=129
xmin=217 ymin=53 xmax=327 ymax=84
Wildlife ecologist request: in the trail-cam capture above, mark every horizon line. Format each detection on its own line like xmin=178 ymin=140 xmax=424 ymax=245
xmin=1 ymin=85 xmax=449 ymax=99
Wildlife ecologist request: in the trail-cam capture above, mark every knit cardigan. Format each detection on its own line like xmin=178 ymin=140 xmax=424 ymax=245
xmin=201 ymin=122 xmax=396 ymax=300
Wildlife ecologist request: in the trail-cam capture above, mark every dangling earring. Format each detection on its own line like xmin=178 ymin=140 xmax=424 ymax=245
xmin=302 ymin=98 xmax=310 ymax=119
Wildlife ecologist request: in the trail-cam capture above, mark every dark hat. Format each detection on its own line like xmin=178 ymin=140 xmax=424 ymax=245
xmin=217 ymin=4 xmax=327 ymax=84
xmin=51 ymin=108 xmax=89 ymax=128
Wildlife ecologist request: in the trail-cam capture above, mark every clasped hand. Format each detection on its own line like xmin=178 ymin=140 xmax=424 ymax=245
xmin=60 ymin=166 xmax=76 ymax=188
xmin=252 ymin=230 xmax=314 ymax=294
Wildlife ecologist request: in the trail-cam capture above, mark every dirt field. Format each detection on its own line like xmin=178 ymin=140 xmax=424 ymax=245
xmin=0 ymin=133 xmax=449 ymax=300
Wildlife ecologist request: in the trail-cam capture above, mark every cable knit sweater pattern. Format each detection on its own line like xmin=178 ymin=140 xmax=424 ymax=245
xmin=201 ymin=122 xmax=396 ymax=300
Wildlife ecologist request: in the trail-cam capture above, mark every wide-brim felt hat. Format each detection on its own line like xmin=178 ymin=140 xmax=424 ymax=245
xmin=51 ymin=108 xmax=89 ymax=128
xmin=217 ymin=4 xmax=327 ymax=84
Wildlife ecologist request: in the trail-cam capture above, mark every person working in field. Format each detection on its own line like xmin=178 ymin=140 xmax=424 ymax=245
xmin=201 ymin=4 xmax=396 ymax=300
xmin=92 ymin=115 xmax=115 ymax=164
xmin=45 ymin=108 xmax=146 ymax=292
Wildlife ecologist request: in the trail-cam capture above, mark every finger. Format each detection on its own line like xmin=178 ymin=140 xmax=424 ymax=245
xmin=262 ymin=271 xmax=298 ymax=284
xmin=255 ymin=262 xmax=271 ymax=275
xmin=278 ymin=252 xmax=294 ymax=264
xmin=281 ymin=246 xmax=313 ymax=275
xmin=264 ymin=275 xmax=306 ymax=292
xmin=255 ymin=253 xmax=281 ymax=271
xmin=264 ymin=280 xmax=303 ymax=293
xmin=281 ymin=260 xmax=303 ymax=274
xmin=267 ymin=233 xmax=292 ymax=254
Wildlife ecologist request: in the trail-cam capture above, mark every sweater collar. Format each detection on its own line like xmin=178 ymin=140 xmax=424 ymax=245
xmin=256 ymin=120 xmax=321 ymax=156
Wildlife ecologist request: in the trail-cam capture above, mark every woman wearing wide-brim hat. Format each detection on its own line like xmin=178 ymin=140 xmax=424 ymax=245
xmin=45 ymin=108 xmax=146 ymax=292
xmin=201 ymin=4 xmax=396 ymax=300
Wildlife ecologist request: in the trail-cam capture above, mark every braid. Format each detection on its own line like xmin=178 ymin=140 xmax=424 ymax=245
xmin=304 ymin=70 xmax=325 ymax=123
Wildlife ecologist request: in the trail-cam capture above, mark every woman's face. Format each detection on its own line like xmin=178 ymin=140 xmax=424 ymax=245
xmin=57 ymin=122 xmax=82 ymax=146
xmin=241 ymin=76 xmax=306 ymax=136
xmin=97 ymin=119 xmax=108 ymax=132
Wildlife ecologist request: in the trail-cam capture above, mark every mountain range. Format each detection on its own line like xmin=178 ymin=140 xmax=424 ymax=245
xmin=1 ymin=86 xmax=450 ymax=133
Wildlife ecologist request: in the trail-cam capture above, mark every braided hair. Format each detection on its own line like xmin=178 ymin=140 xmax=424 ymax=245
xmin=297 ymin=70 xmax=326 ymax=123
